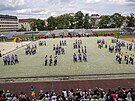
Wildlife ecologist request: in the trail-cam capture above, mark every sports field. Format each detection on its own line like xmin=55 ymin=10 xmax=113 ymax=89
xmin=0 ymin=36 xmax=135 ymax=81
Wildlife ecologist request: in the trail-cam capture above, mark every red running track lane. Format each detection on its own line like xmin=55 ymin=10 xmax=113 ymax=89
xmin=0 ymin=78 xmax=135 ymax=97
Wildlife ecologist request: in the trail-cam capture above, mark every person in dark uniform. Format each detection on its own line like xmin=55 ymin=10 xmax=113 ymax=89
xmin=78 ymin=53 xmax=82 ymax=62
xmin=131 ymin=55 xmax=134 ymax=65
xmin=73 ymin=53 xmax=77 ymax=62
xmin=105 ymin=42 xmax=107 ymax=48
xmin=60 ymin=41 xmax=62 ymax=46
xmin=45 ymin=55 xmax=48 ymax=66
xmin=124 ymin=52 xmax=127 ymax=61
xmin=49 ymin=55 xmax=52 ymax=66
xmin=126 ymin=43 xmax=128 ymax=50
xmin=54 ymin=56 xmax=57 ymax=66
xmin=64 ymin=40 xmax=66 ymax=46
xmin=84 ymin=46 xmax=87 ymax=53
xmin=15 ymin=54 xmax=19 ymax=64
xmin=81 ymin=46 xmax=84 ymax=53
xmin=83 ymin=53 xmax=87 ymax=62
xmin=0 ymin=50 xmax=2 ymax=57
xmin=78 ymin=44 xmax=80 ymax=49
xmin=116 ymin=53 xmax=118 ymax=61
xmin=3 ymin=56 xmax=7 ymax=65
xmin=129 ymin=54 xmax=132 ymax=63
xmin=61 ymin=48 xmax=65 ymax=55
xmin=75 ymin=39 xmax=77 ymax=44
xmin=73 ymin=43 xmax=75 ymax=49
xmin=80 ymin=40 xmax=82 ymax=44
xmin=118 ymin=54 xmax=122 ymax=64
xmin=78 ymin=48 xmax=80 ymax=53
xmin=126 ymin=55 xmax=129 ymax=64
xmin=7 ymin=55 xmax=10 ymax=65
xmin=11 ymin=54 xmax=15 ymax=65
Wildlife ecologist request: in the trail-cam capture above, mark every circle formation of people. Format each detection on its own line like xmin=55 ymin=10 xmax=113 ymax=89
xmin=97 ymin=38 xmax=134 ymax=65
xmin=73 ymin=39 xmax=87 ymax=63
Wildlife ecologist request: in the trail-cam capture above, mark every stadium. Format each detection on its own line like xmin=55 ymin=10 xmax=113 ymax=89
xmin=0 ymin=0 xmax=135 ymax=100
xmin=0 ymin=28 xmax=135 ymax=101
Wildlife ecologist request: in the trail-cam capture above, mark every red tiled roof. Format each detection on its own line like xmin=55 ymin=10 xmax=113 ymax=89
xmin=19 ymin=19 xmax=35 ymax=23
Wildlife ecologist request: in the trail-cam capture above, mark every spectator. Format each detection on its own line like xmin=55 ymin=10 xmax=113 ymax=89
xmin=0 ymin=90 xmax=5 ymax=101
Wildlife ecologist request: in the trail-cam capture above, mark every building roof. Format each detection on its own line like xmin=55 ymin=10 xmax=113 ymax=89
xmin=91 ymin=14 xmax=100 ymax=16
xmin=0 ymin=14 xmax=17 ymax=19
xmin=19 ymin=19 xmax=35 ymax=23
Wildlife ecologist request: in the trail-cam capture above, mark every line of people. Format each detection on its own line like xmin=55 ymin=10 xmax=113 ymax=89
xmin=25 ymin=44 xmax=37 ymax=55
xmin=53 ymin=44 xmax=65 ymax=55
xmin=116 ymin=52 xmax=134 ymax=64
xmin=126 ymin=43 xmax=135 ymax=51
xmin=97 ymin=39 xmax=107 ymax=49
xmin=39 ymin=41 xmax=46 ymax=46
xmin=73 ymin=39 xmax=82 ymax=49
xmin=44 ymin=55 xmax=58 ymax=66
xmin=60 ymin=40 xmax=67 ymax=46
xmin=3 ymin=54 xmax=19 ymax=65
xmin=73 ymin=52 xmax=87 ymax=62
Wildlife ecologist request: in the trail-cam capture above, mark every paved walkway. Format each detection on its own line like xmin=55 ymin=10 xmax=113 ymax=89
xmin=0 ymin=41 xmax=31 ymax=56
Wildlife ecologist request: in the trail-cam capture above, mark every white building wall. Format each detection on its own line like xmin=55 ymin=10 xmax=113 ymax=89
xmin=0 ymin=15 xmax=18 ymax=32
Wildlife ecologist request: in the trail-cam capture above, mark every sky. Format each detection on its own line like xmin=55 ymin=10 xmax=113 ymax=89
xmin=0 ymin=0 xmax=135 ymax=19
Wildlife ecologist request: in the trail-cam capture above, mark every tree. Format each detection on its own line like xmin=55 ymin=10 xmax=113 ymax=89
xmin=17 ymin=24 xmax=26 ymax=32
xmin=83 ymin=13 xmax=92 ymax=29
xmin=99 ymin=16 xmax=110 ymax=28
xmin=30 ymin=19 xmax=45 ymax=31
xmin=110 ymin=13 xmax=124 ymax=28
xmin=75 ymin=11 xmax=84 ymax=28
xmin=47 ymin=16 xmax=57 ymax=30
xmin=56 ymin=14 xmax=75 ymax=29
xmin=127 ymin=13 xmax=135 ymax=27
xmin=68 ymin=15 xmax=75 ymax=29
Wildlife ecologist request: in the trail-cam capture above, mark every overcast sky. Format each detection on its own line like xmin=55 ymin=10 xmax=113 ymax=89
xmin=0 ymin=0 xmax=135 ymax=19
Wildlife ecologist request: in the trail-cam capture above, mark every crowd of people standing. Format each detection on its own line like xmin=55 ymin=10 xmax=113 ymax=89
xmin=97 ymin=38 xmax=134 ymax=65
xmin=3 ymin=54 xmax=19 ymax=65
xmin=25 ymin=44 xmax=37 ymax=55
xmin=73 ymin=39 xmax=87 ymax=63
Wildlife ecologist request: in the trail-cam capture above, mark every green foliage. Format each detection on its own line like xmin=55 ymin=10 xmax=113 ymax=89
xmin=25 ymin=11 xmax=135 ymax=31
xmin=99 ymin=16 xmax=110 ymax=28
xmin=127 ymin=13 xmax=135 ymax=27
xmin=17 ymin=25 xmax=26 ymax=32
xmin=83 ymin=14 xmax=92 ymax=29
xmin=99 ymin=13 xmax=125 ymax=28
xmin=30 ymin=19 xmax=45 ymax=31
xmin=74 ymin=11 xmax=84 ymax=28
xmin=47 ymin=16 xmax=57 ymax=30
xmin=110 ymin=13 xmax=124 ymax=28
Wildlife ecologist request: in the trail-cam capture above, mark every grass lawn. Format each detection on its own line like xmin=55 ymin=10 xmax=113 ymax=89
xmin=92 ymin=31 xmax=121 ymax=35
xmin=0 ymin=36 xmax=135 ymax=79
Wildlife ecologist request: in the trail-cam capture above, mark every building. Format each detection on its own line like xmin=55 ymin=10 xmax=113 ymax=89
xmin=19 ymin=19 xmax=34 ymax=31
xmin=90 ymin=14 xmax=100 ymax=28
xmin=44 ymin=19 xmax=48 ymax=26
xmin=0 ymin=14 xmax=18 ymax=32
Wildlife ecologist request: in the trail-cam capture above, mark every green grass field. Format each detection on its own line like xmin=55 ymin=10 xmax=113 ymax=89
xmin=0 ymin=37 xmax=135 ymax=80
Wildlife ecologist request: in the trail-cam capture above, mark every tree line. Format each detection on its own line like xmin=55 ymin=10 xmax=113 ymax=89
xmin=21 ymin=11 xmax=135 ymax=31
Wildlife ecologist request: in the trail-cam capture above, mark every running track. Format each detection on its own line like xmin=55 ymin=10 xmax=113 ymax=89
xmin=0 ymin=78 xmax=135 ymax=97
